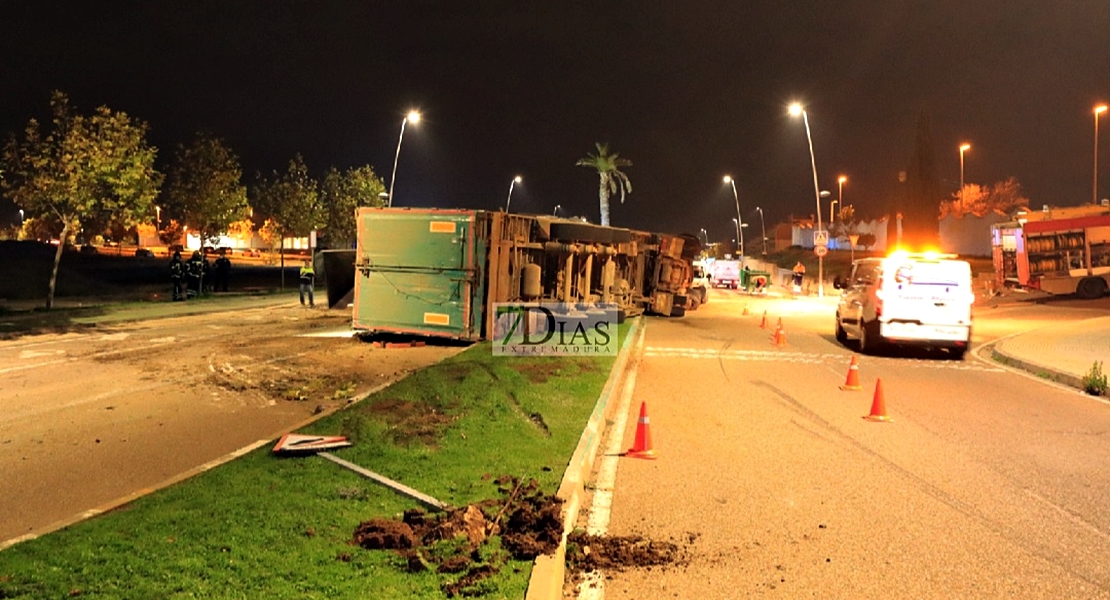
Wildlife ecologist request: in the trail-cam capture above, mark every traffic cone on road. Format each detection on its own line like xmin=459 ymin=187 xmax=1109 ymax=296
xmin=863 ymin=378 xmax=892 ymax=422
xmin=839 ymin=355 xmax=864 ymax=391
xmin=626 ymin=402 xmax=657 ymax=459
xmin=759 ymin=311 xmax=768 ymax=329
xmin=743 ymin=304 xmax=750 ymax=316
xmin=772 ymin=323 xmax=787 ymax=347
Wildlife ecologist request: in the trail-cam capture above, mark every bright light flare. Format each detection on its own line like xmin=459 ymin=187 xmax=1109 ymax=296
xmin=513 ymin=175 xmax=522 ymax=183
xmin=1096 ymin=105 xmax=1108 ymax=115
xmin=788 ymin=103 xmax=803 ymax=117
xmin=406 ymin=110 xmax=421 ymax=124
xmin=723 ymin=175 xmax=733 ymax=184
xmin=959 ymin=143 xmax=971 ymax=152
xmin=838 ymin=175 xmax=847 ymax=184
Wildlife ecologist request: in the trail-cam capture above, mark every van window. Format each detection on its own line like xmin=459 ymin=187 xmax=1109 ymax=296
xmin=852 ymin=264 xmax=878 ymax=285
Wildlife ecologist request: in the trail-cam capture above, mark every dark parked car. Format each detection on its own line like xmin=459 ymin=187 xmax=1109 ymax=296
xmin=80 ymin=243 xmax=98 ymax=255
xmin=134 ymin=248 xmax=154 ymax=258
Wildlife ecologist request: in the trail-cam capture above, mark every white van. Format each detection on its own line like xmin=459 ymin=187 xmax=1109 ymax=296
xmin=833 ymin=252 xmax=974 ymax=359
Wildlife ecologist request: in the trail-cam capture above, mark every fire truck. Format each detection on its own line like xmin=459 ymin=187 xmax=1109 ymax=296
xmin=991 ymin=204 xmax=1110 ymax=299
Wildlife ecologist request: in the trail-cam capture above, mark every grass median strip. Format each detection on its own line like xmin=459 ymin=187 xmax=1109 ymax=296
xmin=0 ymin=326 xmax=626 ymax=599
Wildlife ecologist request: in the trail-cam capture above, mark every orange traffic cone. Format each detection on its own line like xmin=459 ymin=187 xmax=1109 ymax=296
xmin=626 ymin=402 xmax=657 ymax=459
xmin=759 ymin=311 xmax=768 ymax=329
xmin=772 ymin=323 xmax=787 ymax=347
xmin=839 ymin=355 xmax=863 ymax=391
xmin=742 ymin=304 xmax=750 ymax=316
xmin=863 ymin=378 xmax=892 ymax=422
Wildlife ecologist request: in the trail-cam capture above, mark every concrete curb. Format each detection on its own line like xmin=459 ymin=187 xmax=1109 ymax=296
xmin=525 ymin=317 xmax=645 ymax=600
xmin=987 ymin=343 xmax=1086 ymax=392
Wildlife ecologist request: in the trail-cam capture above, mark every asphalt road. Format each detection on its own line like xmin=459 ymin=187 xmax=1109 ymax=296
xmin=0 ymin=298 xmax=462 ymax=546
xmin=578 ymin=289 xmax=1110 ymax=599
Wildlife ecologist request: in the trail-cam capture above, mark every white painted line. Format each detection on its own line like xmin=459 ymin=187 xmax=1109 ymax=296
xmin=577 ymin=322 xmax=646 ymax=600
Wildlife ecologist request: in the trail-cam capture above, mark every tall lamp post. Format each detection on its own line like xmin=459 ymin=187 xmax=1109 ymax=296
xmin=723 ymin=176 xmax=744 ymax=266
xmin=1095 ymin=105 xmax=1108 ymax=206
xmin=699 ymin=227 xmax=708 ymax=246
xmin=387 ymin=110 xmax=421 ymax=208
xmin=553 ymin=204 xmax=561 ymax=216
xmin=505 ymin=175 xmax=522 ymax=212
xmin=959 ymin=143 xmax=971 ymax=210
xmin=789 ymin=103 xmax=825 ymax=297
xmin=755 ymin=207 xmax=766 ymax=255
xmin=154 ymin=205 xmax=161 ymax=230
xmin=836 ymin=175 xmax=847 ymax=223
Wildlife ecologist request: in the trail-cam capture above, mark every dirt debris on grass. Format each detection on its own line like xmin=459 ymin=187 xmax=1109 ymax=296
xmin=351 ymin=475 xmax=563 ymax=597
xmin=350 ymin=474 xmax=692 ymax=597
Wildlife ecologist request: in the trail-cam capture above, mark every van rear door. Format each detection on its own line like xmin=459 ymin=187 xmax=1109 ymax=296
xmin=880 ymin=258 xmax=972 ymax=339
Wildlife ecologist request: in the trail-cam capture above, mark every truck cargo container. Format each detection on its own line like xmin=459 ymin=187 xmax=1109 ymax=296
xmin=351 ymin=208 xmax=698 ymax=341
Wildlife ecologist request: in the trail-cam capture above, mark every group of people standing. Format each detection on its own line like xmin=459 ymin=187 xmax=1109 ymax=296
xmin=169 ymin=250 xmax=230 ymax=301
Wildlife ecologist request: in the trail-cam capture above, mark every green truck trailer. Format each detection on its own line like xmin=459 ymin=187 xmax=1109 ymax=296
xmin=350 ymin=208 xmax=699 ymax=341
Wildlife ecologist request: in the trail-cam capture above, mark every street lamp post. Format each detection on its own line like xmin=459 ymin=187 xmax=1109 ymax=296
xmin=19 ymin=209 xmax=24 ymax=225
xmin=154 ymin=205 xmax=161 ymax=230
xmin=959 ymin=143 xmax=971 ymax=210
xmin=699 ymin=228 xmax=708 ymax=246
xmin=553 ymin=204 xmax=561 ymax=216
xmin=755 ymin=207 xmax=766 ymax=255
xmin=505 ymin=175 xmax=522 ymax=212
xmin=723 ymin=176 xmax=744 ymax=267
xmin=789 ymin=103 xmax=825 ymax=297
xmin=836 ymin=175 xmax=847 ymax=223
xmin=1095 ymin=105 xmax=1108 ymax=206
xmin=387 ymin=110 xmax=421 ymax=208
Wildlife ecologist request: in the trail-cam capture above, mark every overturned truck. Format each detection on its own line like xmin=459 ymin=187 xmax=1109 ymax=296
xmin=343 ymin=208 xmax=699 ymax=341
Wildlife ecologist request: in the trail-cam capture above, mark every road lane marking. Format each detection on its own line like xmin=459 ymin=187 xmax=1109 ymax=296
xmin=577 ymin=320 xmax=646 ymax=600
xmin=643 ymin=346 xmax=1005 ymax=372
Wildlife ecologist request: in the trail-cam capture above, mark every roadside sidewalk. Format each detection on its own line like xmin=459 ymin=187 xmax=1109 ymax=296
xmin=987 ymin=314 xmax=1110 ymax=394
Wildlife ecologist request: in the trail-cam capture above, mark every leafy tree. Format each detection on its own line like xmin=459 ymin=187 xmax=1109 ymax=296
xmin=163 ymin=132 xmax=249 ymax=246
xmin=320 ymin=164 xmax=385 ymax=249
xmin=940 ymin=177 xmax=1029 ymax=219
xmin=159 ymin=219 xmax=186 ymax=248
xmin=576 ymin=143 xmax=632 ymax=227
xmin=896 ymin=110 xmax=942 ymax=248
xmin=857 ymin=232 xmax=877 ymax=250
xmin=0 ymin=91 xmax=162 ymax=308
xmin=251 ymin=155 xmax=322 ymax=285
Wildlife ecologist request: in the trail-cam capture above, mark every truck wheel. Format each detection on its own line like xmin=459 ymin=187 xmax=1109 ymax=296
xmin=858 ymin=319 xmax=884 ymax=354
xmin=1076 ymin=277 xmax=1108 ymax=300
xmin=947 ymin=346 xmax=967 ymax=360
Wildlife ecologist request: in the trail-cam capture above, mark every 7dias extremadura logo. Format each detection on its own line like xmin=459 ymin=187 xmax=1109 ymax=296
xmin=492 ymin=303 xmax=618 ymax=356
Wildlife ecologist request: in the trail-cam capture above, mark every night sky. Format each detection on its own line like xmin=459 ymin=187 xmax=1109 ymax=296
xmin=2 ymin=1 xmax=1109 ymax=243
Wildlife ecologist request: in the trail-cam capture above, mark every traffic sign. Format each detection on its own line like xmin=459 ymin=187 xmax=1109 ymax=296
xmin=814 ymin=230 xmax=829 ymax=246
xmin=814 ymin=245 xmax=828 ymax=257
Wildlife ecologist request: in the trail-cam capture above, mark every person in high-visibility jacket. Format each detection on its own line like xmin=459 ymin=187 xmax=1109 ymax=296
xmin=298 ymin=258 xmax=316 ymax=308
xmin=792 ymin=261 xmax=806 ymax=293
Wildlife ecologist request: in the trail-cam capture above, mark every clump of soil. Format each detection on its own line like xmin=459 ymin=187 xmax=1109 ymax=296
xmin=564 ymin=531 xmax=690 ymax=574
xmin=351 ymin=476 xmax=564 ymax=597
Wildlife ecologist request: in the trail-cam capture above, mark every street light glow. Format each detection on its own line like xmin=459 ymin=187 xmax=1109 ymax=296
xmin=788 ymin=101 xmax=826 ymax=297
xmin=388 ymin=109 xmax=423 ymax=207
xmin=723 ymin=176 xmax=744 ymax=264
xmin=1096 ymin=105 xmax=1108 ymax=115
xmin=960 ymin=143 xmax=971 ymax=152
xmin=505 ymin=175 xmax=523 ymax=212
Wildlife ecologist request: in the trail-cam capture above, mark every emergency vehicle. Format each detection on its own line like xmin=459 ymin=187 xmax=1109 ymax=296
xmin=991 ymin=204 xmax=1110 ymax=299
xmin=833 ymin=251 xmax=974 ymax=359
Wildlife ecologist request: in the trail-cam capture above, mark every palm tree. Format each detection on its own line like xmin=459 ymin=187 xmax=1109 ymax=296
xmin=576 ymin=143 xmax=632 ymax=227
